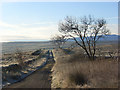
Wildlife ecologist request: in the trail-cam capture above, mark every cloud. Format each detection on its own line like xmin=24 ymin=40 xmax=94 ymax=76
xmin=107 ymin=24 xmax=118 ymax=34
xmin=1 ymin=35 xmax=49 ymax=42
xmin=105 ymin=17 xmax=119 ymax=20
xmin=0 ymin=21 xmax=19 ymax=28
xmin=0 ymin=21 xmax=118 ymax=42
xmin=0 ymin=21 xmax=59 ymax=42
xmin=21 ymin=21 xmax=57 ymax=26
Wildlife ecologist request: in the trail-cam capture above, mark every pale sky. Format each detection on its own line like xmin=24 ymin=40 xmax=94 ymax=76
xmin=0 ymin=1 xmax=118 ymax=42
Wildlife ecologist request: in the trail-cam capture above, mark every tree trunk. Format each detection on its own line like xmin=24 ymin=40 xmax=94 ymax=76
xmin=83 ymin=47 xmax=92 ymax=60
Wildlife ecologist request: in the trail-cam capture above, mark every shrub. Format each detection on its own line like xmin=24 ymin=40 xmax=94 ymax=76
xmin=15 ymin=49 xmax=25 ymax=67
xmin=62 ymin=48 xmax=73 ymax=54
xmin=68 ymin=52 xmax=88 ymax=63
xmin=69 ymin=71 xmax=88 ymax=85
xmin=10 ymin=74 xmax=21 ymax=80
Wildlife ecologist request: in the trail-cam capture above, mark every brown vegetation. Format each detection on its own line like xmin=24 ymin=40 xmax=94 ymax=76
xmin=51 ymin=46 xmax=118 ymax=88
xmin=15 ymin=49 xmax=25 ymax=67
xmin=2 ymin=49 xmax=47 ymax=84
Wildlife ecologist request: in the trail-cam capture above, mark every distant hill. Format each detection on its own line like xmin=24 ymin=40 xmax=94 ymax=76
xmin=98 ymin=34 xmax=119 ymax=41
xmin=68 ymin=34 xmax=120 ymax=42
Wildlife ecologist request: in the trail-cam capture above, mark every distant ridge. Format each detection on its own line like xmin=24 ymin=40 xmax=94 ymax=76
xmin=68 ymin=34 xmax=120 ymax=42
xmin=98 ymin=34 xmax=119 ymax=41
xmin=3 ymin=34 xmax=119 ymax=43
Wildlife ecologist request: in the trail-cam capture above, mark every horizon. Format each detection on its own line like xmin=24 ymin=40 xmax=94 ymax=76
xmin=0 ymin=2 xmax=118 ymax=42
xmin=1 ymin=34 xmax=119 ymax=43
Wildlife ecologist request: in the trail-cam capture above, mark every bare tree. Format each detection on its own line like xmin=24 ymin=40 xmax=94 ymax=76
xmin=59 ymin=15 xmax=110 ymax=60
xmin=51 ymin=35 xmax=66 ymax=49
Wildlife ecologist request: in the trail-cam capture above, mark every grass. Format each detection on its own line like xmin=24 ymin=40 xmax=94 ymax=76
xmin=2 ymin=49 xmax=47 ymax=84
xmin=51 ymin=48 xmax=118 ymax=88
xmin=71 ymin=59 xmax=118 ymax=88
xmin=69 ymin=71 xmax=88 ymax=86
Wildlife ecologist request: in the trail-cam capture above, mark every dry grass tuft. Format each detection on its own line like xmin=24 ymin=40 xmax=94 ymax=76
xmin=69 ymin=71 xmax=88 ymax=86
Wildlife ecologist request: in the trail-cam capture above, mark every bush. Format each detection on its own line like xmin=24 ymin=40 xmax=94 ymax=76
xmin=10 ymin=74 xmax=21 ymax=80
xmin=15 ymin=49 xmax=25 ymax=67
xmin=68 ymin=52 xmax=88 ymax=63
xmin=69 ymin=72 xmax=88 ymax=85
xmin=31 ymin=49 xmax=42 ymax=56
xmin=62 ymin=49 xmax=73 ymax=54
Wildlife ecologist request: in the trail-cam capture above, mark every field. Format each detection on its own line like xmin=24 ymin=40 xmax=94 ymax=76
xmin=51 ymin=43 xmax=118 ymax=88
xmin=1 ymin=41 xmax=119 ymax=88
xmin=2 ymin=42 xmax=54 ymax=54
xmin=2 ymin=49 xmax=50 ymax=86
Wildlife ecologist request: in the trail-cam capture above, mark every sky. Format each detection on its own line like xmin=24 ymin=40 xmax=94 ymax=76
xmin=0 ymin=1 xmax=118 ymax=42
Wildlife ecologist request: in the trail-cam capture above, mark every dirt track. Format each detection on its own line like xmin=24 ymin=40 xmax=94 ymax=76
xmin=3 ymin=50 xmax=55 ymax=89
